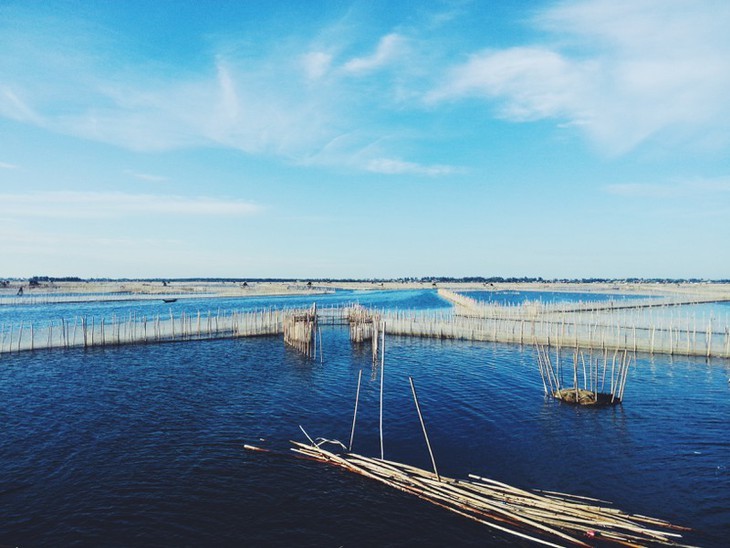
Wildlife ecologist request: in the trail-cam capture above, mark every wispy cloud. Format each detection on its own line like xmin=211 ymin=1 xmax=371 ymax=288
xmin=0 ymin=85 xmax=43 ymax=124
xmin=366 ymin=157 xmax=463 ymax=176
xmin=0 ymin=161 xmax=19 ymax=169
xmin=429 ymin=0 xmax=730 ymax=154
xmin=343 ymin=33 xmax=407 ymax=74
xmin=301 ymin=51 xmax=333 ymax=81
xmin=604 ymin=176 xmax=730 ymax=198
xmin=124 ymin=170 xmax=169 ymax=183
xmin=0 ymin=8 xmax=460 ymax=175
xmin=0 ymin=191 xmax=261 ymax=219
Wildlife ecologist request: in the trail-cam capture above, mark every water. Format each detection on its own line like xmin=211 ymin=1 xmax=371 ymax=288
xmin=1 ymin=292 xmax=729 ymax=547
xmin=463 ymin=289 xmax=649 ymax=305
xmin=0 ymin=289 xmax=449 ymax=329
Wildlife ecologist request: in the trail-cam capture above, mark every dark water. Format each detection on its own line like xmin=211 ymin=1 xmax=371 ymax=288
xmin=1 ymin=295 xmax=730 ymax=547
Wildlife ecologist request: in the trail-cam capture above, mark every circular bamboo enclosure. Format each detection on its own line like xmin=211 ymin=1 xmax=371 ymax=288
xmin=536 ymin=343 xmax=633 ymax=406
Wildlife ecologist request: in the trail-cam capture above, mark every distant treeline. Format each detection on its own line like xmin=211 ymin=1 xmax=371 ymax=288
xmin=2 ymin=275 xmax=729 ymax=285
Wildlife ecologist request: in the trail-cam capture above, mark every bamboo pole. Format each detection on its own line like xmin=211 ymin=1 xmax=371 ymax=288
xmin=409 ymin=376 xmax=440 ymax=481
xmin=536 ymin=344 xmax=549 ymax=395
xmin=379 ymin=320 xmax=385 ymax=460
xmin=319 ymin=326 xmax=323 ymax=364
xmin=349 ymin=369 xmax=363 ymax=452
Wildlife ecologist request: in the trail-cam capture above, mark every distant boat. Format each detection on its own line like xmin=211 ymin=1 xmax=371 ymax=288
xmin=162 ymin=298 xmax=178 ymax=303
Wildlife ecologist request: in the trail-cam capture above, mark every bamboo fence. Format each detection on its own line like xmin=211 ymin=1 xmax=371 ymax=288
xmin=283 ymin=304 xmax=319 ymax=358
xmin=381 ymin=308 xmax=730 ymax=358
xmin=438 ymin=288 xmax=730 ymax=319
xmin=2 ymin=302 xmax=729 ymax=359
xmin=0 ymin=308 xmax=287 ymax=354
xmin=347 ymin=304 xmax=382 ymax=362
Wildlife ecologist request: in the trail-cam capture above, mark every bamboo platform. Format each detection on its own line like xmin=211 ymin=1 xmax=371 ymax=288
xmin=245 ymin=440 xmax=694 ymax=547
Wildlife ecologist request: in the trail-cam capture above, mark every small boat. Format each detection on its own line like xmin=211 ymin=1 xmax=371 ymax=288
xmin=162 ymin=298 xmax=178 ymax=303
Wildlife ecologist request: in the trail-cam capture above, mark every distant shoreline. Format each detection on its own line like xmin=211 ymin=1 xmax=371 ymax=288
xmin=2 ymin=279 xmax=729 ymax=302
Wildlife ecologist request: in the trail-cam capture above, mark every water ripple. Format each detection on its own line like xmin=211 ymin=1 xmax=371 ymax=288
xmin=1 ymin=328 xmax=728 ymax=546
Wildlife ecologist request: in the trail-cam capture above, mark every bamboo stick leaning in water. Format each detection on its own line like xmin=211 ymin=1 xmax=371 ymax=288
xmin=349 ymin=369 xmax=362 ymax=452
xmin=408 ymin=376 xmax=440 ymax=481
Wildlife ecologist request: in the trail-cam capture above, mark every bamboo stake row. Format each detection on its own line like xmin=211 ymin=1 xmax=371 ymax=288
xmin=2 ymin=303 xmax=729 ymax=360
xmin=438 ymin=288 xmax=728 ymax=321
xmin=0 ymin=308 xmax=289 ymax=354
xmin=378 ymin=309 xmax=730 ymax=359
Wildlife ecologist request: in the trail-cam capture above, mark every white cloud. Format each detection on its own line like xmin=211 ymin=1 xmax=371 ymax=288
xmin=0 ymin=161 xmax=19 ymax=169
xmin=301 ymin=51 xmax=333 ymax=80
xmin=124 ymin=170 xmax=168 ymax=183
xmin=366 ymin=157 xmax=461 ymax=176
xmin=0 ymin=11 xmax=340 ymax=157
xmin=343 ymin=33 xmax=407 ymax=74
xmin=430 ymin=0 xmax=730 ymax=154
xmin=0 ymin=85 xmax=43 ymax=124
xmin=430 ymin=47 xmax=596 ymax=122
xmin=0 ymin=10 xmax=464 ymax=176
xmin=0 ymin=191 xmax=261 ymax=219
xmin=605 ymin=176 xmax=730 ymax=198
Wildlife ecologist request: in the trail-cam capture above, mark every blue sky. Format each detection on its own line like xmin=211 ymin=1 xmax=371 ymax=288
xmin=1 ymin=0 xmax=729 ymax=279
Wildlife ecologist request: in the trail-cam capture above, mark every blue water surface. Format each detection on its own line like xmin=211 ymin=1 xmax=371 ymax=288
xmin=0 ymin=289 xmax=449 ymax=330
xmin=1 ymin=292 xmax=729 ymax=547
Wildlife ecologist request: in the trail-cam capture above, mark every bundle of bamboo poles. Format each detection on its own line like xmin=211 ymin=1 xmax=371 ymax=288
xmin=244 ymin=440 xmax=692 ymax=547
xmin=347 ymin=305 xmax=376 ymax=343
xmin=536 ymin=344 xmax=633 ymax=405
xmin=283 ymin=304 xmax=319 ymax=359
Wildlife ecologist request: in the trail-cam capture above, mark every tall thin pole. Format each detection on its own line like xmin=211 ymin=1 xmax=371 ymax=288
xmin=349 ymin=369 xmax=363 ymax=452
xmin=379 ymin=320 xmax=385 ymax=460
xmin=319 ymin=326 xmax=323 ymax=364
xmin=409 ymin=376 xmax=440 ymax=481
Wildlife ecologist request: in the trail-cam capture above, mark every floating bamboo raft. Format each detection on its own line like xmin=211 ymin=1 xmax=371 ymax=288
xmin=250 ymin=440 xmax=693 ymax=548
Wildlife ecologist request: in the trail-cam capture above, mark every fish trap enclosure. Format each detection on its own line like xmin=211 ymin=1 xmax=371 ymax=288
xmin=535 ymin=344 xmax=633 ymax=405
xmin=283 ymin=304 xmax=319 ymax=359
